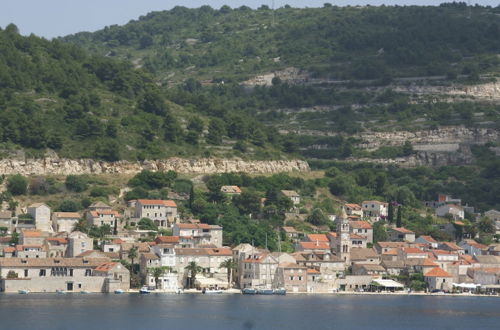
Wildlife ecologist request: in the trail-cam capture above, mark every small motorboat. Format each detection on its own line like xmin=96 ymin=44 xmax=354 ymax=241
xmin=114 ymin=289 xmax=124 ymax=294
xmin=257 ymin=288 xmax=274 ymax=295
xmin=241 ymin=288 xmax=257 ymax=295
xmin=273 ymin=288 xmax=286 ymax=295
xmin=139 ymin=286 xmax=150 ymax=294
xmin=80 ymin=290 xmax=91 ymax=294
xmin=56 ymin=290 xmax=67 ymax=294
xmin=202 ymin=288 xmax=223 ymax=294
xmin=18 ymin=290 xmax=30 ymax=294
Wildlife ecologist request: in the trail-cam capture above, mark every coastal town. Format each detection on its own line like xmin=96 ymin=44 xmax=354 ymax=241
xmin=0 ymin=186 xmax=499 ymax=296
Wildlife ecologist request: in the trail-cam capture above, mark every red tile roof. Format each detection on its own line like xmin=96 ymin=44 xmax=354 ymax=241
xmin=155 ymin=236 xmax=180 ymax=244
xmin=53 ymin=212 xmax=81 ymax=219
xmin=350 ymin=233 xmax=365 ymax=240
xmin=307 ymin=234 xmax=329 ymax=242
xmin=46 ymin=238 xmax=68 ymax=244
xmin=94 ymin=262 xmax=119 ymax=272
xmin=392 ymin=227 xmax=414 ymax=234
xmin=422 ymin=258 xmax=439 ymax=267
xmin=3 ymin=247 xmax=15 ymax=253
xmin=403 ymin=247 xmax=425 ymax=254
xmin=21 ymin=230 xmax=42 ymax=238
xmin=425 ymin=267 xmax=452 ymax=277
xmin=350 ymin=221 xmax=372 ymax=229
xmin=345 ymin=203 xmax=361 ymax=210
xmin=138 ymin=199 xmax=177 ymax=207
xmin=89 ymin=210 xmax=121 ymax=217
xmin=299 ymin=241 xmax=330 ymax=250
xmin=418 ymin=235 xmax=437 ymax=243
xmin=307 ymin=268 xmax=321 ymax=274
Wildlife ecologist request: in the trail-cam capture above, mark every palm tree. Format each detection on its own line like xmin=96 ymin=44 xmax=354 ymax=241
xmin=149 ymin=266 xmax=171 ymax=289
xmin=219 ymin=259 xmax=237 ymax=289
xmin=184 ymin=261 xmax=202 ymax=289
xmin=128 ymin=246 xmax=138 ymax=274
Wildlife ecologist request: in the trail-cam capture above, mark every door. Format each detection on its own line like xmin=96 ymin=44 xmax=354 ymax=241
xmin=67 ymin=282 xmax=73 ymax=291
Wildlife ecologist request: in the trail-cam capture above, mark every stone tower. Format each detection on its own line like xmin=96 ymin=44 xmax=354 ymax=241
xmin=336 ymin=206 xmax=351 ymax=265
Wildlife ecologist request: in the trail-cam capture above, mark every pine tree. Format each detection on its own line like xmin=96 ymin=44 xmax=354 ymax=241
xmin=189 ymin=185 xmax=195 ymax=209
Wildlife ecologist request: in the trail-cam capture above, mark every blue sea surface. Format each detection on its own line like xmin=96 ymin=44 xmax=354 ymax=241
xmin=0 ymin=293 xmax=499 ymax=329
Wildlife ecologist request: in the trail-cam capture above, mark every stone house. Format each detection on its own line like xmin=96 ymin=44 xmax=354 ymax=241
xmin=350 ymin=248 xmax=380 ymax=266
xmin=415 ymin=235 xmax=438 ymax=249
xmin=280 ymin=190 xmax=300 ymax=205
xmin=388 ymin=227 xmax=415 ymax=242
xmin=134 ymin=199 xmax=178 ymax=228
xmin=89 ymin=202 xmax=112 ymax=211
xmin=240 ymin=253 xmax=279 ymax=289
xmin=19 ymin=230 xmax=45 ymax=245
xmin=15 ymin=245 xmax=48 ymax=258
xmin=424 ymin=267 xmax=453 ymax=292
xmin=282 ymin=226 xmax=300 ymax=242
xmin=361 ymin=201 xmax=388 ymax=221
xmin=352 ymin=264 xmax=387 ymax=276
xmin=397 ymin=247 xmax=427 ymax=261
xmin=172 ymin=223 xmax=223 ymax=248
xmin=374 ymin=242 xmax=409 ymax=254
xmin=345 ymin=204 xmax=363 ymax=217
xmin=0 ymin=257 xmax=129 ymax=293
xmin=220 ymin=185 xmax=242 ymax=197
xmin=349 ymin=221 xmax=373 ymax=244
xmin=52 ymin=212 xmax=81 ymax=233
xmin=273 ymin=262 xmax=308 ymax=293
xmin=350 ymin=233 xmax=368 ymax=249
xmin=27 ymin=203 xmax=53 ymax=232
xmin=86 ymin=210 xmax=121 ymax=228
xmin=436 ymin=204 xmax=464 ymax=220
xmin=67 ymin=231 xmax=93 ymax=257
xmin=296 ymin=241 xmax=331 ymax=253
xmin=459 ymin=239 xmax=487 ymax=257
xmin=45 ymin=238 xmax=68 ymax=257
xmin=175 ymin=247 xmax=232 ymax=288
xmin=439 ymin=242 xmax=465 ymax=254
xmin=231 ymin=243 xmax=257 ymax=288
xmin=0 ymin=211 xmax=13 ymax=233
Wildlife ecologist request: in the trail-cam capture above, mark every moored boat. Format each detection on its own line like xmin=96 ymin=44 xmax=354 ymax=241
xmin=80 ymin=290 xmax=90 ymax=294
xmin=273 ymin=288 xmax=286 ymax=295
xmin=18 ymin=290 xmax=30 ymax=294
xmin=56 ymin=290 xmax=67 ymax=294
xmin=114 ymin=289 xmax=124 ymax=294
xmin=139 ymin=286 xmax=150 ymax=294
xmin=241 ymin=288 xmax=257 ymax=295
xmin=257 ymin=288 xmax=274 ymax=295
xmin=202 ymin=288 xmax=223 ymax=294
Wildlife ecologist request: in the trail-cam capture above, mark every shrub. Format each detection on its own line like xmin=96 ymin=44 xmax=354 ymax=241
xmin=65 ymin=175 xmax=88 ymax=192
xmin=7 ymin=175 xmax=28 ymax=196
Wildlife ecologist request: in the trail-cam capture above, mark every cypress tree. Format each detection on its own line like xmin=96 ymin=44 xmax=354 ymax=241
xmin=396 ymin=206 xmax=402 ymax=228
xmin=388 ymin=202 xmax=394 ymax=223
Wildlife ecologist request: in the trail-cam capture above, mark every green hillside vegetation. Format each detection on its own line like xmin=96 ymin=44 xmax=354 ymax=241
xmin=62 ymin=4 xmax=500 ymax=162
xmin=0 ymin=25 xmax=290 ymax=160
xmin=64 ymin=4 xmax=500 ymax=82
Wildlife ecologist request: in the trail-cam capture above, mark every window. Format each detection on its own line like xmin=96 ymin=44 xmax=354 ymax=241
xmin=78 ymin=284 xmax=82 ymax=289
xmin=69 ymin=269 xmax=73 ymax=276
xmin=85 ymin=269 xmax=92 ymax=276
xmin=81 ymin=242 xmax=85 ymax=248
xmin=298 ymin=276 xmax=302 ymax=281
xmin=289 ymin=276 xmax=294 ymax=281
xmin=24 ymin=269 xmax=29 ymax=277
xmin=39 ymin=269 xmax=46 ymax=277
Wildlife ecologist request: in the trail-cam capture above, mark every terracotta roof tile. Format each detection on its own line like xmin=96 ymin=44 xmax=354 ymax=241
xmin=307 ymin=234 xmax=329 ymax=242
xmin=425 ymin=267 xmax=452 ymax=277
xmin=299 ymin=241 xmax=330 ymax=250
xmin=138 ymin=199 xmax=177 ymax=207
xmin=350 ymin=221 xmax=372 ymax=229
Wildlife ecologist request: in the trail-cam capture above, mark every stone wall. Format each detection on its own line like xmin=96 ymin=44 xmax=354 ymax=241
xmin=0 ymin=157 xmax=310 ymax=176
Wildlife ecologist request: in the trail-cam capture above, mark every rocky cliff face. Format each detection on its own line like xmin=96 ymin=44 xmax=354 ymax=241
xmin=356 ymin=126 xmax=499 ymax=150
xmin=0 ymin=158 xmax=310 ymax=176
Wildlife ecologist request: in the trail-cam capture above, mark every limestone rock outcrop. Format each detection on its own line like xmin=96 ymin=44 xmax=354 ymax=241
xmin=0 ymin=158 xmax=310 ymax=176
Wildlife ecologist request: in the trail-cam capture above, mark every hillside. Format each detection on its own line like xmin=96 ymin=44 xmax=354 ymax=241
xmin=0 ymin=25 xmax=289 ymax=161
xmin=63 ymin=4 xmax=500 ymax=83
xmin=62 ymin=4 xmax=500 ymax=166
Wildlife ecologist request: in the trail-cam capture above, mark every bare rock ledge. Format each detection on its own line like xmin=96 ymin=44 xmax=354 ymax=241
xmin=0 ymin=158 xmax=310 ymax=176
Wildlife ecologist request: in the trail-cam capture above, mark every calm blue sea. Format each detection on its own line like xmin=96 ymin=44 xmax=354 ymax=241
xmin=0 ymin=293 xmax=499 ymax=329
